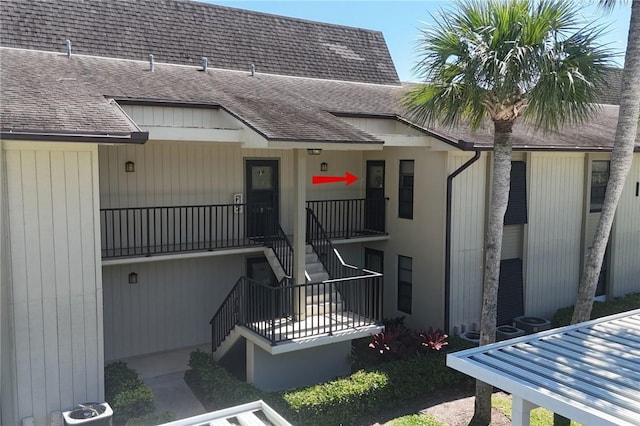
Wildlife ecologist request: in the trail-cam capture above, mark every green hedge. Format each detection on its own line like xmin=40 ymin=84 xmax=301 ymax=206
xmin=553 ymin=292 xmax=640 ymax=327
xmin=188 ymin=350 xmax=262 ymax=407
xmin=188 ymin=338 xmax=474 ymax=426
xmin=282 ymin=338 xmax=473 ymax=425
xmin=104 ymin=361 xmax=156 ymax=425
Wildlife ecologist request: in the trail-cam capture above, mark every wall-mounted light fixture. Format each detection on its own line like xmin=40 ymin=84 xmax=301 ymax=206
xmin=125 ymin=161 xmax=135 ymax=173
xmin=307 ymin=148 xmax=322 ymax=156
xmin=128 ymin=272 xmax=138 ymax=284
xmin=320 ymin=162 xmax=328 ymax=172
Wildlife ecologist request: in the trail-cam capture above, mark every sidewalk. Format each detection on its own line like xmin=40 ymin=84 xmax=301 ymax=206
xmin=122 ymin=345 xmax=208 ymax=420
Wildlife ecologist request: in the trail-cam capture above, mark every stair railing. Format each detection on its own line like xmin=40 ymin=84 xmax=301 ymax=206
xmin=264 ymin=211 xmax=294 ymax=278
xmin=306 ymin=207 xmax=359 ymax=279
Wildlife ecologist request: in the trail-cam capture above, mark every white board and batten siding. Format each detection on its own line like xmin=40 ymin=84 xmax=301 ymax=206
xmin=448 ymin=152 xmax=487 ymax=332
xmin=103 ymin=256 xmax=244 ymax=360
xmin=525 ymin=153 xmax=585 ymax=318
xmin=3 ymin=142 xmax=103 ymax=426
xmin=610 ymin=153 xmax=640 ymax=297
xmin=98 ymin=142 xmax=365 ymax=234
xmin=121 ymin=105 xmax=240 ymax=129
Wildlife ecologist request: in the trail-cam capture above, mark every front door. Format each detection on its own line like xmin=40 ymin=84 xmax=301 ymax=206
xmin=366 ymin=161 xmax=385 ymax=232
xmin=247 ymin=256 xmax=279 ymax=321
xmin=246 ymin=159 xmax=279 ymax=238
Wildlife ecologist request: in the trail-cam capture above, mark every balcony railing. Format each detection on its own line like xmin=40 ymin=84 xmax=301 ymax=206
xmin=100 ymin=198 xmax=387 ymax=259
xmin=100 ymin=203 xmax=268 ymax=259
xmin=306 ymin=198 xmax=388 ymax=239
xmin=210 ymin=274 xmax=382 ymax=349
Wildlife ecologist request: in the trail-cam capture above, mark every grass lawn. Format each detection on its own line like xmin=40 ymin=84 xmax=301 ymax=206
xmin=384 ymin=414 xmax=445 ymax=426
xmin=492 ymin=394 xmax=581 ymax=426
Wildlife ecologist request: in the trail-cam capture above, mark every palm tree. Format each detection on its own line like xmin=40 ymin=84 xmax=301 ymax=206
xmin=405 ymin=1 xmax=613 ymax=424
xmin=571 ymin=1 xmax=640 ymax=322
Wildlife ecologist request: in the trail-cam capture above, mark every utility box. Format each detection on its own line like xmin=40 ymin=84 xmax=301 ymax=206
xmin=62 ymin=403 xmax=113 ymax=426
xmin=496 ymin=325 xmax=525 ymax=341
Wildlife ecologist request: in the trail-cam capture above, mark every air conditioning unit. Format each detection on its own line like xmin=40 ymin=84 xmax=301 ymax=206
xmin=513 ymin=316 xmax=551 ymax=334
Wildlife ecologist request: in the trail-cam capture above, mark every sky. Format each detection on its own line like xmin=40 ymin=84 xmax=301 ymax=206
xmin=205 ymin=0 xmax=632 ymax=82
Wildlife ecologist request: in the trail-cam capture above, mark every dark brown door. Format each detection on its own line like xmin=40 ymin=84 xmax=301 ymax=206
xmin=246 ymin=159 xmax=279 ymax=238
xmin=366 ymin=161 xmax=385 ymax=232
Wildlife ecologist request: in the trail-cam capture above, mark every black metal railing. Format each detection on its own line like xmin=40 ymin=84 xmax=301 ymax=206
xmin=264 ymin=221 xmax=294 ymax=279
xmin=210 ymin=274 xmax=382 ymax=349
xmin=306 ymin=198 xmax=388 ymax=239
xmin=306 ymin=208 xmax=360 ymax=279
xmin=100 ymin=203 xmax=270 ymax=259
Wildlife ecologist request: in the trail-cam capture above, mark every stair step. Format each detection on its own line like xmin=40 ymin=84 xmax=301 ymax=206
xmin=306 ymin=290 xmax=340 ymax=304
xmin=305 ymin=262 xmax=324 ymax=274
xmin=305 ymin=253 xmax=318 ymax=263
xmin=307 ymin=271 xmax=329 ymax=282
xmin=306 ymin=301 xmax=344 ymax=317
xmin=305 ymin=245 xmax=314 ymax=254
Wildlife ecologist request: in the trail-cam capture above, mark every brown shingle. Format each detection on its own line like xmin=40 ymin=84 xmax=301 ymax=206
xmin=0 ymin=0 xmax=400 ymax=85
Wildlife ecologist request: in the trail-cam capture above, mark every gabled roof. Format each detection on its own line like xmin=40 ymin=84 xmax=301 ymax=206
xmin=0 ymin=48 xmax=401 ymax=144
xmin=0 ymin=0 xmax=400 ymax=85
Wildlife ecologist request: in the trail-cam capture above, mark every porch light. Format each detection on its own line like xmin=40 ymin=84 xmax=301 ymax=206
xmin=320 ymin=162 xmax=328 ymax=172
xmin=128 ymin=272 xmax=138 ymax=284
xmin=125 ymin=161 xmax=135 ymax=173
xmin=307 ymin=148 xmax=322 ymax=156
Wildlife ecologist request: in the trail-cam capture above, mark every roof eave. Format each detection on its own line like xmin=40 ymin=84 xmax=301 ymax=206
xmin=0 ymin=130 xmax=149 ymax=144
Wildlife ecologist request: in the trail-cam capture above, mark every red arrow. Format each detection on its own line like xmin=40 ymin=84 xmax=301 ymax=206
xmin=312 ymin=172 xmax=358 ymax=186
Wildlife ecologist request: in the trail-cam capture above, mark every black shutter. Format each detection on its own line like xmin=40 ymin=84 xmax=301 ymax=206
xmin=504 ymin=161 xmax=528 ymax=225
xmin=496 ymin=258 xmax=524 ymax=326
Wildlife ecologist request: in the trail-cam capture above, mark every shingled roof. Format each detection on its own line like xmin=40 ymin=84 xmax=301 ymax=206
xmin=0 ymin=0 xmax=400 ymax=85
xmin=1 ymin=47 xmax=638 ymax=151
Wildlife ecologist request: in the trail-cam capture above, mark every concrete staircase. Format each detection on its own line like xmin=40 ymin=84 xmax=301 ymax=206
xmin=264 ymin=245 xmax=344 ymax=317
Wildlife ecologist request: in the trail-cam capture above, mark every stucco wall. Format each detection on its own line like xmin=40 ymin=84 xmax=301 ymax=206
xmin=247 ymin=340 xmax=351 ymax=391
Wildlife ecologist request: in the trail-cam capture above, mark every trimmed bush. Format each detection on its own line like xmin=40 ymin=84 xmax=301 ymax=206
xmin=188 ymin=350 xmax=262 ymax=407
xmin=553 ymin=292 xmax=640 ymax=327
xmin=283 ymin=370 xmax=388 ymax=425
xmin=280 ymin=337 xmax=473 ymax=425
xmin=188 ymin=338 xmax=474 ymax=426
xmin=104 ymin=361 xmax=156 ymax=425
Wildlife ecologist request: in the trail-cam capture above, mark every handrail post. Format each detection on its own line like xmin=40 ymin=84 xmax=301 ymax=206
xmin=146 ymin=208 xmax=151 ymax=257
xmin=328 ymin=282 xmax=333 ymax=336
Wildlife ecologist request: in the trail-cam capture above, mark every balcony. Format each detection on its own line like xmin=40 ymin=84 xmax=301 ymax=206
xmin=100 ymin=198 xmax=388 ymax=260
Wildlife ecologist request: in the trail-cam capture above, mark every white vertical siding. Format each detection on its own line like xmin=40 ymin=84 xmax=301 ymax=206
xmin=102 ymin=256 xmax=244 ymax=360
xmin=525 ymin=153 xmax=584 ymax=318
xmin=98 ymin=142 xmax=364 ymax=235
xmin=1 ymin=141 xmax=17 ymax=426
xmin=448 ymin=153 xmax=487 ymax=331
xmin=4 ymin=142 xmax=102 ymax=425
xmin=121 ymin=105 xmax=240 ymax=129
xmin=610 ymin=154 xmax=640 ymax=297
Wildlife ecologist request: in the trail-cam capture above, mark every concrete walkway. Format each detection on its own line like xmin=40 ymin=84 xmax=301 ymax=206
xmin=121 ymin=345 xmax=208 ymax=420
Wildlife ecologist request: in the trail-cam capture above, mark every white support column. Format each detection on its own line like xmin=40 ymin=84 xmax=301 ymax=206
xmin=512 ymin=396 xmax=535 ymax=426
xmin=293 ymin=149 xmax=307 ymax=320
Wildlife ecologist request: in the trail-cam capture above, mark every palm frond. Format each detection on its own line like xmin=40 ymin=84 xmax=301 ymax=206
xmin=406 ymin=0 xmax=615 ymax=133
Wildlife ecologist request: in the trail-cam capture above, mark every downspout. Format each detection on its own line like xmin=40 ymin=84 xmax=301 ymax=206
xmin=445 ymin=150 xmax=481 ymax=334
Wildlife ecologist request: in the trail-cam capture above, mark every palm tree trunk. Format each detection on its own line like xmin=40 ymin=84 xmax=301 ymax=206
xmin=471 ymin=121 xmax=513 ymax=426
xmin=572 ymin=0 xmax=640 ymax=324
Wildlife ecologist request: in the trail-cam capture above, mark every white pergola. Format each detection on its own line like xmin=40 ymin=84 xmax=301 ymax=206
xmin=447 ymin=309 xmax=640 ymax=426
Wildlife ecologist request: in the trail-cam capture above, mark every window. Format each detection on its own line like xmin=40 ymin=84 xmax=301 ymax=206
xmin=504 ymin=161 xmax=528 ymax=225
xmin=397 ymin=255 xmax=412 ymax=314
xmin=398 ymin=160 xmax=414 ymax=219
xmin=590 ymin=160 xmax=610 ymax=212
